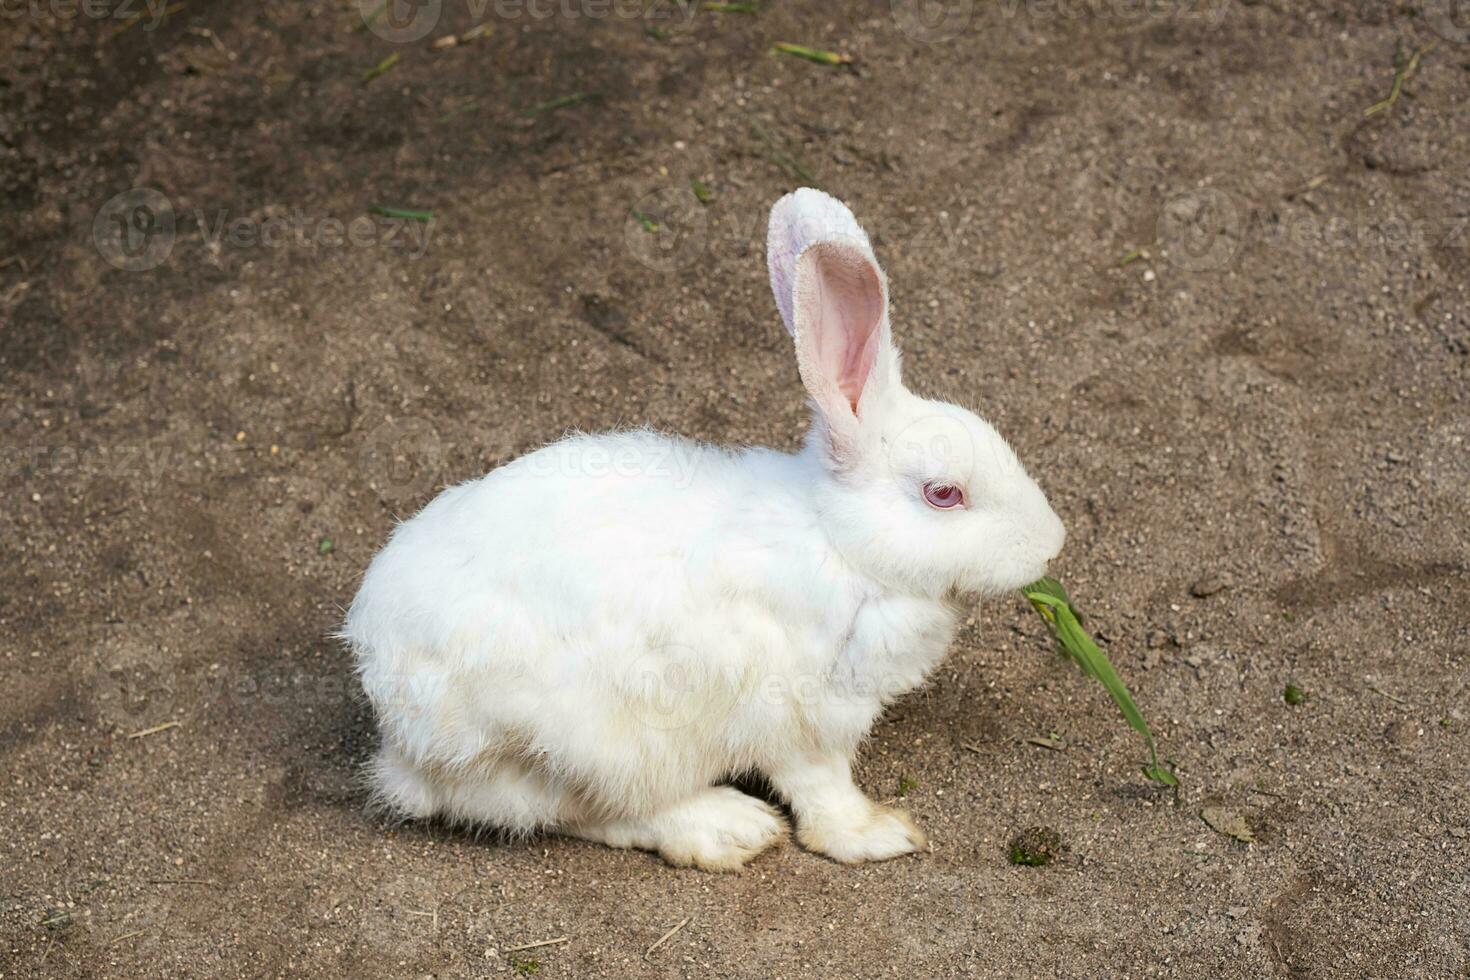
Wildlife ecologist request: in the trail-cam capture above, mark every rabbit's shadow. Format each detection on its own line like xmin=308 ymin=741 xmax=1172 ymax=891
xmin=271 ymin=651 xmax=380 ymax=818
xmin=340 ymin=765 xmax=794 ymax=853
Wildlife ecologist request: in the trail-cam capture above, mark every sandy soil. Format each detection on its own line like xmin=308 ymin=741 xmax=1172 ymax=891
xmin=2 ymin=1 xmax=1468 ymax=977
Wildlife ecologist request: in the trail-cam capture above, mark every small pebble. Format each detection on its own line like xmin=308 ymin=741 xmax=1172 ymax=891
xmin=1190 ymin=573 xmax=1233 ymax=598
xmin=1384 ymin=720 xmax=1421 ymax=748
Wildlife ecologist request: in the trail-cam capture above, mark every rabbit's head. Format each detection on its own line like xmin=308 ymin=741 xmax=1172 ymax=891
xmin=768 ymin=188 xmax=1065 ymax=598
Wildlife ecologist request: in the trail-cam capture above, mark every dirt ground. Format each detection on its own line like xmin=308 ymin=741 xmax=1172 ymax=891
xmin=2 ymin=0 xmax=1468 ymax=977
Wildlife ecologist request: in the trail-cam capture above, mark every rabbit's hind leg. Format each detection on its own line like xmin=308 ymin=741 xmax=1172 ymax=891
xmin=432 ymin=756 xmax=578 ymax=837
xmin=367 ymin=745 xmax=440 ymax=820
xmin=565 ymin=786 xmax=788 ymax=871
xmin=369 ymin=746 xmax=574 ymax=837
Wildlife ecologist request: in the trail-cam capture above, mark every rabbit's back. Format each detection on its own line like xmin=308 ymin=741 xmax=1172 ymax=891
xmin=347 ymin=429 xmax=825 ymax=655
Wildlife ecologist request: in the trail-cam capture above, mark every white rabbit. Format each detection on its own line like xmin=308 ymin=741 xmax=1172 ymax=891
xmin=344 ymin=188 xmax=1065 ymax=870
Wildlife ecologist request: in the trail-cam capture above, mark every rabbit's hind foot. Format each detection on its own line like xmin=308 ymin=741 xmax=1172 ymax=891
xmin=566 ymin=786 xmax=788 ymax=872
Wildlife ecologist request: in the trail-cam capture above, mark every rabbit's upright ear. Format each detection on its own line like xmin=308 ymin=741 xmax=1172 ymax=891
xmin=768 ymin=189 xmax=897 ymax=455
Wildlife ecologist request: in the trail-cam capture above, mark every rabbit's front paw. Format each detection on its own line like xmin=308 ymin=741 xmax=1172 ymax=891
xmin=798 ymin=804 xmax=928 ymax=864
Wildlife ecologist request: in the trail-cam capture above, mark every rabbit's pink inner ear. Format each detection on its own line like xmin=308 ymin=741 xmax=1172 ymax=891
xmin=795 ymin=241 xmax=886 ymax=419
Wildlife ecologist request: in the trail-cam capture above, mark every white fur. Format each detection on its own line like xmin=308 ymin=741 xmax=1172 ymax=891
xmin=344 ymin=190 xmax=1065 ymax=870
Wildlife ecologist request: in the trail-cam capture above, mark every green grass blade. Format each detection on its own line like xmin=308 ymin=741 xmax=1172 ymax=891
xmin=361 ymin=52 xmax=400 ymax=85
xmin=1023 ymin=581 xmax=1177 ymax=786
xmin=630 ymin=208 xmax=659 ymax=233
xmin=1051 ymin=602 xmax=1147 ymax=736
xmin=1026 ymin=575 xmax=1070 ymax=604
xmin=360 ymin=0 xmax=387 ymax=29
xmin=369 ymin=205 xmax=435 ymax=222
xmin=520 ymin=92 xmax=592 ymax=116
xmin=772 ymin=43 xmax=853 ymax=66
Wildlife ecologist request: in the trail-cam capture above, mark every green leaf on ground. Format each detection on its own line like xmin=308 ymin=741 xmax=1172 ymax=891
xmin=520 ymin=92 xmax=592 ymax=116
xmin=1022 ymin=577 xmax=1176 ymax=786
xmin=772 ymin=42 xmax=852 ymax=66
xmin=630 ymin=209 xmax=659 ymax=234
xmin=362 ymin=52 xmax=400 ymax=85
xmin=369 ymin=205 xmax=435 ymax=222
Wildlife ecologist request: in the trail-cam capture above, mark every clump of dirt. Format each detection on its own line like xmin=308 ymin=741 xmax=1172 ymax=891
xmin=1008 ymin=826 xmax=1063 ymax=867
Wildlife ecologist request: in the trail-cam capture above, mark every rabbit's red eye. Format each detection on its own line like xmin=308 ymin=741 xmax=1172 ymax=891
xmin=922 ymin=482 xmax=964 ymax=510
